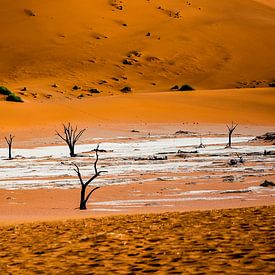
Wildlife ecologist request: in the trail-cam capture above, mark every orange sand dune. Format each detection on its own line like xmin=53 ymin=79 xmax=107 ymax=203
xmin=0 ymin=0 xmax=275 ymax=96
xmin=254 ymin=0 xmax=275 ymax=8
xmin=0 ymin=88 xmax=274 ymax=129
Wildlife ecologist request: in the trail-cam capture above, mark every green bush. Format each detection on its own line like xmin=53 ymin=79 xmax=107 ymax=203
xmin=6 ymin=93 xmax=24 ymax=102
xmin=0 ymin=86 xmax=12 ymax=95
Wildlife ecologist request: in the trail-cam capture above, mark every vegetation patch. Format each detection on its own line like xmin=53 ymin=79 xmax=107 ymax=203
xmin=179 ymin=84 xmax=195 ymax=91
xmin=72 ymin=85 xmax=81 ymax=91
xmin=0 ymin=86 xmax=12 ymax=96
xmin=0 ymin=86 xmax=24 ymax=102
xmin=170 ymin=85 xmax=179 ymax=90
xmin=89 ymin=88 xmax=101 ymax=94
xmin=6 ymin=93 xmax=24 ymax=102
xmin=120 ymin=86 xmax=132 ymax=93
xmin=170 ymin=84 xmax=195 ymax=91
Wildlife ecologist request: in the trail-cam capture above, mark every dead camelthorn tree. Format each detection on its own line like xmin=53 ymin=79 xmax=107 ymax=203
xmin=73 ymin=145 xmax=106 ymax=210
xmin=56 ymin=123 xmax=86 ymax=157
xmin=198 ymin=135 xmax=205 ymax=148
xmin=226 ymin=122 xmax=238 ymax=148
xmin=5 ymin=134 xmax=15 ymax=160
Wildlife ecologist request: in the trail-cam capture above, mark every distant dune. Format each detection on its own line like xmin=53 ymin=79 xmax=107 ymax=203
xmin=254 ymin=0 xmax=275 ymax=8
xmin=1 ymin=88 xmax=275 ymax=134
xmin=0 ymin=0 xmax=275 ymax=97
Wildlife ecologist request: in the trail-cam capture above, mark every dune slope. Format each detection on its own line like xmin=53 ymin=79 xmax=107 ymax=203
xmin=0 ymin=88 xmax=275 ymax=132
xmin=0 ymin=0 xmax=275 ymax=96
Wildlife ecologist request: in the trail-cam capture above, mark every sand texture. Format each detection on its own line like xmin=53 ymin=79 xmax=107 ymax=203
xmin=0 ymin=206 xmax=274 ymax=274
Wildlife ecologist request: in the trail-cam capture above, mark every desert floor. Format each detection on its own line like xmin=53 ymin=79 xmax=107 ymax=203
xmin=0 ymin=206 xmax=274 ymax=274
xmin=0 ymin=87 xmax=275 ymax=223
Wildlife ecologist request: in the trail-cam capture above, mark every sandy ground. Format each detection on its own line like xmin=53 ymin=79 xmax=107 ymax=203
xmin=1 ymin=174 xmax=274 ymax=225
xmin=0 ymin=206 xmax=274 ymax=274
xmin=0 ymin=88 xmax=275 ymax=146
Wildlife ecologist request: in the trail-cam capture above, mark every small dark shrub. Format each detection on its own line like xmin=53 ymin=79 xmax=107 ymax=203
xmin=171 ymin=85 xmax=179 ymax=90
xmin=260 ymin=180 xmax=275 ymax=187
xmin=127 ymin=51 xmax=141 ymax=58
xmin=98 ymin=80 xmax=107 ymax=85
xmin=0 ymin=86 xmax=12 ymax=95
xmin=121 ymin=86 xmax=132 ymax=93
xmin=6 ymin=93 xmax=24 ymax=102
xmin=269 ymin=82 xmax=275 ymax=87
xmin=89 ymin=88 xmax=101 ymax=94
xmin=72 ymin=85 xmax=81 ymax=90
xmin=179 ymin=84 xmax=194 ymax=91
xmin=123 ymin=59 xmax=133 ymax=65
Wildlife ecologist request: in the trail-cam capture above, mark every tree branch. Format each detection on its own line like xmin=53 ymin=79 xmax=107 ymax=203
xmin=73 ymin=163 xmax=84 ymax=186
xmin=55 ymin=130 xmax=67 ymax=142
xmin=56 ymin=123 xmax=86 ymax=157
xmin=93 ymin=144 xmax=100 ymax=174
xmin=227 ymin=122 xmax=238 ymax=132
xmin=5 ymin=134 xmax=15 ymax=146
xmin=85 ymin=187 xmax=101 ymax=203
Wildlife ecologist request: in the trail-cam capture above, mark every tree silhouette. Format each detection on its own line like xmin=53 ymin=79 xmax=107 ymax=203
xmin=73 ymin=145 xmax=106 ymax=210
xmin=56 ymin=123 xmax=86 ymax=157
xmin=197 ymin=135 xmax=205 ymax=148
xmin=226 ymin=122 xmax=238 ymax=148
xmin=5 ymin=134 xmax=15 ymax=160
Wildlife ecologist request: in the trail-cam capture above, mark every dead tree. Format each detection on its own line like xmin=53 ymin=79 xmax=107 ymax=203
xmin=197 ymin=135 xmax=205 ymax=148
xmin=56 ymin=123 xmax=86 ymax=157
xmin=5 ymin=134 xmax=15 ymax=160
xmin=73 ymin=145 xmax=106 ymax=210
xmin=226 ymin=122 xmax=238 ymax=148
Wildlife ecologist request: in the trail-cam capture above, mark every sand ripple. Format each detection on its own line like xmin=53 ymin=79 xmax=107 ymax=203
xmin=0 ymin=206 xmax=274 ymax=274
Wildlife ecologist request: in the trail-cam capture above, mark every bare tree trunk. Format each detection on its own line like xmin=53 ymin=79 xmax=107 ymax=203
xmin=69 ymin=145 xmax=76 ymax=157
xmin=5 ymin=134 xmax=15 ymax=160
xmin=8 ymin=144 xmax=12 ymax=159
xmin=73 ymin=145 xmax=106 ymax=210
xmin=226 ymin=122 xmax=238 ymax=148
xmin=228 ymin=131 xmax=233 ymax=148
xmin=80 ymin=185 xmax=87 ymax=210
xmin=79 ymin=185 xmax=100 ymax=210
